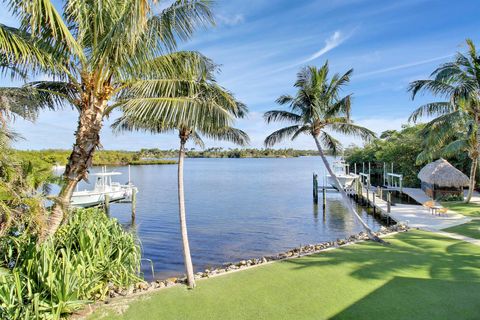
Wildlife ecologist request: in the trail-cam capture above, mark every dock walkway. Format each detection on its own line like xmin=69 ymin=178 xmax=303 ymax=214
xmin=356 ymin=186 xmax=471 ymax=231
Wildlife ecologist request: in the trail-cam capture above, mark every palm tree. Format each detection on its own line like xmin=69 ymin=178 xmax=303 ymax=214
xmin=409 ymin=39 xmax=480 ymax=203
xmin=0 ymin=0 xmax=217 ymax=237
xmin=112 ymin=62 xmax=249 ymax=288
xmin=264 ymin=63 xmax=379 ymax=240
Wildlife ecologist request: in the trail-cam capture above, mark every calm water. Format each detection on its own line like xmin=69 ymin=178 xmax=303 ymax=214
xmin=79 ymin=157 xmax=386 ymax=280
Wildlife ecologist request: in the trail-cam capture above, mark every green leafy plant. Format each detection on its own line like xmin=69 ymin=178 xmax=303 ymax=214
xmin=0 ymin=208 xmax=141 ymax=319
xmin=438 ymin=194 xmax=464 ymax=202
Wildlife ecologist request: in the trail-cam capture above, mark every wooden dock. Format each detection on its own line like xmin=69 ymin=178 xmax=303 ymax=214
xmin=352 ymin=184 xmax=471 ymax=230
xmin=312 ymin=172 xmax=470 ymax=230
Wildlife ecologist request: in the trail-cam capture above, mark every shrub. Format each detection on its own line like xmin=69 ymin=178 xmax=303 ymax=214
xmin=438 ymin=194 xmax=464 ymax=202
xmin=0 ymin=208 xmax=141 ymax=319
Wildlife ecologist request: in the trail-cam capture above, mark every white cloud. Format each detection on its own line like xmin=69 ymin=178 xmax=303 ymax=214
xmin=216 ymin=14 xmax=245 ymax=26
xmin=270 ymin=29 xmax=354 ymax=75
xmin=355 ymin=54 xmax=454 ymax=78
xmin=301 ymin=30 xmax=350 ymax=64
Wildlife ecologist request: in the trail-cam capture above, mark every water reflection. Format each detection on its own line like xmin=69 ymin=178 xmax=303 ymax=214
xmin=79 ymin=157 xmax=387 ymax=280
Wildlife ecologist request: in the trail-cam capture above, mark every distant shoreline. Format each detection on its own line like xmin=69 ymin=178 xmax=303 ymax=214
xmin=15 ymin=149 xmax=325 ymax=168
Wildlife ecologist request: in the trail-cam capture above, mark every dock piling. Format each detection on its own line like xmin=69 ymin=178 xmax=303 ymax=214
xmin=131 ymin=188 xmax=137 ymax=220
xmin=322 ymin=187 xmax=326 ymax=209
xmin=313 ymin=173 xmax=319 ymax=204
xmin=104 ymin=194 xmax=110 ymax=215
xmin=387 ymin=191 xmax=391 ymax=213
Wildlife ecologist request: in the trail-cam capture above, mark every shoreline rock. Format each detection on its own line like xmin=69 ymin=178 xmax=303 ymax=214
xmin=107 ymin=224 xmax=408 ymax=300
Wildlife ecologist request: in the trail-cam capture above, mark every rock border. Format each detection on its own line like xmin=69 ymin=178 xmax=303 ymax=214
xmin=106 ymin=224 xmax=408 ymax=299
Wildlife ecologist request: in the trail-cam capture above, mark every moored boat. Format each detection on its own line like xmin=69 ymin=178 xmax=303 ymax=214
xmin=327 ymin=160 xmax=358 ymax=189
xmin=71 ymin=170 xmax=138 ymax=208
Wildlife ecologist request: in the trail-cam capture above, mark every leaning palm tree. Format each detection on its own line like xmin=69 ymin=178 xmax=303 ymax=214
xmin=264 ymin=63 xmax=378 ymax=240
xmin=409 ymin=39 xmax=480 ymax=203
xmin=0 ymin=0 xmax=217 ymax=237
xmin=112 ymin=62 xmax=249 ymax=288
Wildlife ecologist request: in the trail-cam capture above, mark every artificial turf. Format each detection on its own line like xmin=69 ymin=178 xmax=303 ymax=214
xmin=89 ymin=230 xmax=480 ymax=320
xmin=442 ymin=201 xmax=480 ymax=217
xmin=444 ymin=220 xmax=480 ymax=240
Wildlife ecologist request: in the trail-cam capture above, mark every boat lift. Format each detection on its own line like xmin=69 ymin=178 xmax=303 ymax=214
xmin=384 ymin=162 xmax=403 ymax=192
xmin=358 ymin=162 xmax=371 ymax=188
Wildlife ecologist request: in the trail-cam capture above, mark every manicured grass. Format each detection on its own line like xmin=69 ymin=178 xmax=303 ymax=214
xmin=442 ymin=201 xmax=480 ymax=217
xmin=89 ymin=230 xmax=480 ymax=320
xmin=444 ymin=220 xmax=480 ymax=240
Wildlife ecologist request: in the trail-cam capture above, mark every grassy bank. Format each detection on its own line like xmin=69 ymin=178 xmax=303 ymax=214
xmin=442 ymin=201 xmax=480 ymax=217
xmin=443 ymin=220 xmax=480 ymax=240
xmin=88 ymin=230 xmax=480 ymax=320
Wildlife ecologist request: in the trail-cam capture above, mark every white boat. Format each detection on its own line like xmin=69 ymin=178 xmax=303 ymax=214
xmin=71 ymin=170 xmax=138 ymax=208
xmin=327 ymin=160 xmax=358 ymax=189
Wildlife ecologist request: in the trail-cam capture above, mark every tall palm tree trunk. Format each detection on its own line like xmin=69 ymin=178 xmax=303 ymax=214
xmin=177 ymin=133 xmax=196 ymax=288
xmin=313 ymin=135 xmax=382 ymax=242
xmin=42 ymin=96 xmax=105 ymax=239
xmin=465 ymin=156 xmax=478 ymax=203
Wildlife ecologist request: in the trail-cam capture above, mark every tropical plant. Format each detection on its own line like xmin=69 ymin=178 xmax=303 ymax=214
xmin=409 ymin=39 xmax=480 ymax=203
xmin=0 ymin=208 xmax=141 ymax=319
xmin=264 ymin=63 xmax=378 ymax=239
xmin=112 ymin=60 xmax=249 ymax=288
xmin=0 ymin=0 xmax=216 ymax=238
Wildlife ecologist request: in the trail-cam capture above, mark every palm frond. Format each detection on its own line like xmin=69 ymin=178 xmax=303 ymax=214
xmin=408 ymin=101 xmax=455 ymax=122
xmin=147 ymin=0 xmax=214 ymax=52
xmin=189 ymin=130 xmax=205 ymax=148
xmin=263 ymin=110 xmax=301 ymax=124
xmin=325 ymin=95 xmax=351 ymax=119
xmin=408 ymin=80 xmax=455 ymax=99
xmin=264 ymin=125 xmax=302 ymax=147
xmin=200 ymin=126 xmax=250 ymax=146
xmin=275 ymin=95 xmax=294 ymax=105
xmin=320 ymin=131 xmax=342 ymax=156
xmin=8 ymin=0 xmax=84 ymax=62
xmin=442 ymin=139 xmax=469 ymax=157
xmin=416 ymin=150 xmax=435 ymax=165
xmin=328 ymin=122 xmax=376 ymax=142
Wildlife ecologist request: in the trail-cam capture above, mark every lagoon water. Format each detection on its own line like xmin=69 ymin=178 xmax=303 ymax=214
xmin=80 ymin=156 xmax=386 ymax=280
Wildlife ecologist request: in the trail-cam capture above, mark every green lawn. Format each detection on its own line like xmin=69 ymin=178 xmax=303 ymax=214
xmin=89 ymin=230 xmax=480 ymax=320
xmin=442 ymin=201 xmax=480 ymax=217
xmin=444 ymin=220 xmax=480 ymax=240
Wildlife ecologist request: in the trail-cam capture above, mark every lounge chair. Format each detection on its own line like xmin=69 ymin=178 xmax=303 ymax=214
xmin=422 ymin=200 xmax=435 ymax=214
xmin=437 ymin=207 xmax=449 ymax=216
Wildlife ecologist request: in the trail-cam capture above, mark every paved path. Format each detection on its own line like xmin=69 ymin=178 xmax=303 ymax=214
xmin=358 ymin=187 xmax=471 ymax=230
xmin=429 ymin=230 xmax=480 ymax=246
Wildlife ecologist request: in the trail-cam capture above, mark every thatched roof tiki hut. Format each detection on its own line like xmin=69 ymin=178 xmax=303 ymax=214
xmin=418 ymin=159 xmax=469 ymax=200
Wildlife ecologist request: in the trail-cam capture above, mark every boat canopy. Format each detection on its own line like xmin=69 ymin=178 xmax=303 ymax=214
xmin=91 ymin=172 xmax=122 ymax=177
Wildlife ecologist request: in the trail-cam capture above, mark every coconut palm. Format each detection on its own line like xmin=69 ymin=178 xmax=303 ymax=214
xmin=409 ymin=39 xmax=480 ymax=203
xmin=0 ymin=0 xmax=217 ymax=238
xmin=112 ymin=62 xmax=249 ymax=288
xmin=264 ymin=63 xmax=378 ymax=240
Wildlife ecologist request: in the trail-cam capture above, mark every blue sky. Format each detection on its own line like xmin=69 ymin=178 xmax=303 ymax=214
xmin=3 ymin=0 xmax=480 ymax=150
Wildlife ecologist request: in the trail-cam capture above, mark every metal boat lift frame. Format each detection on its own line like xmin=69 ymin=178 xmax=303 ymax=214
xmin=383 ymin=162 xmax=403 ymax=192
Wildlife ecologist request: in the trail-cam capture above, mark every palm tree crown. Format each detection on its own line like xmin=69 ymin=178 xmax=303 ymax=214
xmin=0 ymin=0 xmax=219 ymax=237
xmin=265 ymin=63 xmax=373 ymax=152
xmin=264 ymin=62 xmax=378 ymax=240
xmin=409 ymin=39 xmax=480 ymax=203
xmin=112 ymin=59 xmax=249 ymax=289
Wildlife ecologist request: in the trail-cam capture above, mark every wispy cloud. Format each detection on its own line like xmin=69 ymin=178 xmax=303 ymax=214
xmin=355 ymin=54 xmax=454 ymax=78
xmin=269 ymin=30 xmax=353 ymax=75
xmin=217 ymin=14 xmax=245 ymax=26
xmin=300 ymin=30 xmax=350 ymax=64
